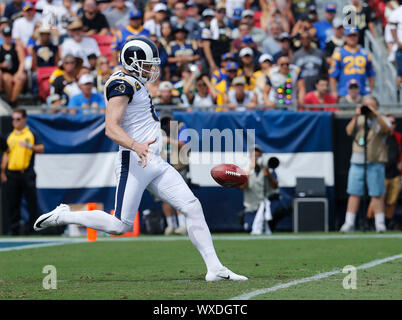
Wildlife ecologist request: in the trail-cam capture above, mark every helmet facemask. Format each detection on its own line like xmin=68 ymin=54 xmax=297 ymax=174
xmin=125 ymin=57 xmax=161 ymax=83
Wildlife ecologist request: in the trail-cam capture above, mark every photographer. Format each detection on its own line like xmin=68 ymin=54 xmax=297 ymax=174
xmin=340 ymin=96 xmax=392 ymax=233
xmin=239 ymin=145 xmax=291 ymax=234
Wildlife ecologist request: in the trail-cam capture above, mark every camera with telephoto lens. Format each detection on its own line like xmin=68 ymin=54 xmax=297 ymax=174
xmin=360 ymin=105 xmax=371 ymax=116
xmin=256 ymin=156 xmax=280 ymax=169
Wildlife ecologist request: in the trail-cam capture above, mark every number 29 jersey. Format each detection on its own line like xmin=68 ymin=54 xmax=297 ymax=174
xmin=329 ymin=45 xmax=375 ymax=97
xmin=104 ymin=71 xmax=162 ymax=154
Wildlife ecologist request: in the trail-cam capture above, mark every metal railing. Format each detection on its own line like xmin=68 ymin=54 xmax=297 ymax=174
xmin=13 ymin=103 xmax=402 ymax=115
xmin=364 ymin=30 xmax=398 ymax=104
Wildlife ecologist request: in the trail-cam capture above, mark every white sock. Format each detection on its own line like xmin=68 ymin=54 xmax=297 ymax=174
xmin=345 ymin=212 xmax=356 ymax=226
xmin=374 ymin=213 xmax=385 ymax=226
xmin=58 ymin=210 xmax=131 ymax=235
xmin=177 ymin=213 xmax=186 ymax=227
xmin=166 ymin=216 xmax=175 ymax=227
xmin=182 ymin=199 xmax=224 ymax=273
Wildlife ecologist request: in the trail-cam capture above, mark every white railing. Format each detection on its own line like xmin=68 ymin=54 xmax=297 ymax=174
xmin=364 ymin=30 xmax=398 ymax=104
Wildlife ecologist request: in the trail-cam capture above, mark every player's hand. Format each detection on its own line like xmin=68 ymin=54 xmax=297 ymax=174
xmin=133 ymin=138 xmax=157 ymax=168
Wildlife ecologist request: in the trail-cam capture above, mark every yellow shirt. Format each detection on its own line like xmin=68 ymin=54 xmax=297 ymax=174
xmin=6 ymin=126 xmax=42 ymax=171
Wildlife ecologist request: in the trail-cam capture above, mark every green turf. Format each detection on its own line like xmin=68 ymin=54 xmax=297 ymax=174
xmin=0 ymin=233 xmax=401 ymax=300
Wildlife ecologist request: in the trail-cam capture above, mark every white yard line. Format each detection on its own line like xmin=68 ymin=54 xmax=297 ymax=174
xmin=0 ymin=239 xmax=85 ymax=252
xmin=230 ymin=253 xmax=402 ymax=300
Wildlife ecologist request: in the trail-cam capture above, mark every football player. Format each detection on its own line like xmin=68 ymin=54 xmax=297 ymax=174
xmin=34 ymin=38 xmax=247 ymax=282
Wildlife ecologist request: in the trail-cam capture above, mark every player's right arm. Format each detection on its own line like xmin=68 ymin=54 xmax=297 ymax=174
xmin=105 ymin=95 xmax=156 ymax=168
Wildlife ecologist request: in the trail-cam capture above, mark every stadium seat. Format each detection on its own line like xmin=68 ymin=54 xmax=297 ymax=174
xmin=37 ymin=66 xmax=58 ymax=101
xmin=90 ymin=34 xmax=114 ymax=61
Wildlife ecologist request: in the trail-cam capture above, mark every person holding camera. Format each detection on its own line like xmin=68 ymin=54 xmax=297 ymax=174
xmin=239 ymin=145 xmax=290 ymax=234
xmin=340 ymin=96 xmax=392 ymax=233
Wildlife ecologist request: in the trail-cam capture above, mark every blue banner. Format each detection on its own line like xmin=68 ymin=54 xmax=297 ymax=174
xmin=26 ymin=111 xmax=334 ymax=231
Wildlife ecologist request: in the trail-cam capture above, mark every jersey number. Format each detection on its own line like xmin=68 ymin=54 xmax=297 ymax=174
xmin=343 ymin=56 xmax=367 ymax=75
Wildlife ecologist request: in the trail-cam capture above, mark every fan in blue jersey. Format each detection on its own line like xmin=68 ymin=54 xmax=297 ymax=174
xmin=111 ymin=9 xmax=150 ymax=65
xmin=329 ymin=27 xmax=375 ymax=101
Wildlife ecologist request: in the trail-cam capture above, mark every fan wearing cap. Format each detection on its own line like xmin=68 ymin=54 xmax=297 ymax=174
xmin=254 ymin=53 xmax=274 ymax=94
xmin=238 ymin=47 xmax=258 ymax=91
xmin=0 ymin=25 xmax=27 ymax=107
xmin=31 ymin=24 xmax=60 ymax=71
xmin=81 ymin=0 xmax=109 ymax=36
xmin=61 ymin=19 xmax=101 ymax=68
xmin=0 ymin=17 xmax=10 ymax=47
xmin=67 ymin=73 xmax=105 ymax=114
xmin=214 ymin=61 xmax=241 ymax=106
xmin=338 ymin=79 xmax=363 ymax=105
xmin=144 ymin=3 xmax=168 ymax=38
xmin=199 ymin=8 xmax=219 ymax=71
xmin=186 ymin=1 xmax=201 ymax=21
xmin=329 ymin=27 xmax=375 ymax=100
xmin=166 ymin=26 xmax=201 ymax=81
xmin=111 ymin=9 xmax=150 ymax=65
xmin=225 ymin=76 xmax=257 ymax=111
xmin=211 ymin=52 xmax=236 ymax=86
xmin=272 ymin=32 xmax=293 ymax=63
xmin=170 ymin=1 xmax=199 ymax=40
xmin=239 ymin=9 xmax=267 ymax=49
xmin=313 ymin=2 xmax=337 ymax=50
xmin=206 ymin=3 xmax=233 ymax=70
xmin=11 ymin=2 xmax=41 ymax=48
xmin=228 ymin=8 xmax=242 ymax=30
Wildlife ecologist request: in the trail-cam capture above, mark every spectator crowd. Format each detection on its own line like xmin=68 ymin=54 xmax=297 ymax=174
xmin=0 ymin=0 xmax=399 ymax=111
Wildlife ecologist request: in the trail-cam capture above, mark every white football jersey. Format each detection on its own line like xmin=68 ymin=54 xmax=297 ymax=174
xmin=104 ymin=71 xmax=162 ymax=154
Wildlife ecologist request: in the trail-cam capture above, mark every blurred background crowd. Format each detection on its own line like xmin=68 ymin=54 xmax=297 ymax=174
xmin=0 ymin=0 xmax=400 ymax=112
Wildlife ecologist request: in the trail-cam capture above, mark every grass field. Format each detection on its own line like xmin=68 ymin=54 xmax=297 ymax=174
xmin=0 ymin=233 xmax=401 ymax=300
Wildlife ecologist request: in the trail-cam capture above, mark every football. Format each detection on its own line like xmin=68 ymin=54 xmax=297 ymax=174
xmin=210 ymin=164 xmax=248 ymax=188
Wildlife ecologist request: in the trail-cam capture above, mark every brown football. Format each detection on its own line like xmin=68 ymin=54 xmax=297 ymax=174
xmin=210 ymin=164 xmax=248 ymax=188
